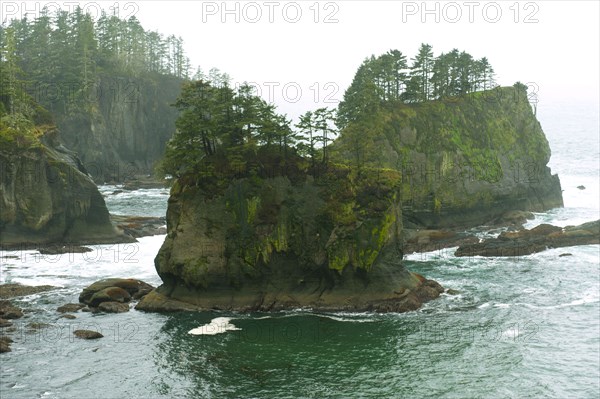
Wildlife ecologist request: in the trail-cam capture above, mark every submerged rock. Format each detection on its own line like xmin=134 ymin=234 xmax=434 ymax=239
xmin=455 ymin=220 xmax=600 ymax=257
xmin=98 ymin=301 xmax=129 ymax=313
xmin=73 ymin=330 xmax=103 ymax=339
xmin=0 ymin=318 xmax=13 ymax=327
xmin=0 ymin=336 xmax=12 ymax=353
xmin=27 ymin=322 xmax=51 ymax=331
xmin=56 ymin=303 xmax=86 ymax=313
xmin=0 ymin=284 xmax=57 ymax=299
xmin=0 ymin=301 xmax=23 ymax=319
xmin=38 ymin=245 xmax=92 ymax=255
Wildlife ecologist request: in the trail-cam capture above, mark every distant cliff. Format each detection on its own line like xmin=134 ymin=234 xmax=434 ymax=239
xmin=333 ymin=86 xmax=563 ymax=228
xmin=0 ymin=124 xmax=130 ymax=248
xmin=51 ymin=73 xmax=182 ymax=181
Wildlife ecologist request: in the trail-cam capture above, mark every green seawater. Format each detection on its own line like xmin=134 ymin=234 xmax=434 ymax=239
xmin=1 ymin=244 xmax=598 ymax=398
xmin=1 ymin=100 xmax=598 ymax=398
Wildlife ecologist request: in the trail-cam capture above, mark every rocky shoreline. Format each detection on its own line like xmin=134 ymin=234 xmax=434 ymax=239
xmin=0 ymin=279 xmax=154 ymax=352
xmin=403 ymin=217 xmax=599 ymax=257
xmin=455 ymin=220 xmax=600 ymax=257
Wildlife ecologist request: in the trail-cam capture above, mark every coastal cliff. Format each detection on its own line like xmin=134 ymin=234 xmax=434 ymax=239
xmin=0 ymin=122 xmax=130 ymax=248
xmin=54 ymin=74 xmax=182 ymax=181
xmin=333 ymin=86 xmax=563 ymax=228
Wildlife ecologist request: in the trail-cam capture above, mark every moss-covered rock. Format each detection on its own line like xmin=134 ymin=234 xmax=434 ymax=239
xmin=332 ymin=86 xmax=563 ymax=228
xmin=0 ymin=127 xmax=131 ymax=248
xmin=138 ymin=163 xmax=443 ymax=312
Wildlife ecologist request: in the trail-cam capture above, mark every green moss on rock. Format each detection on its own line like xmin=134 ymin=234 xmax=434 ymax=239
xmin=333 ymin=86 xmax=563 ymax=228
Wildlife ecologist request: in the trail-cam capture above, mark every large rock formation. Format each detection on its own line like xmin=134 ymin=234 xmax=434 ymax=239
xmin=138 ymin=86 xmax=564 ymax=313
xmin=333 ymin=86 xmax=563 ymax=228
xmin=0 ymin=128 xmax=131 ymax=248
xmin=137 ymin=164 xmax=444 ymax=313
xmin=54 ymin=74 xmax=182 ymax=181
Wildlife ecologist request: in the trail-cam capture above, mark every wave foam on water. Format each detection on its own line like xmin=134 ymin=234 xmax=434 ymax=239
xmin=188 ymin=317 xmax=241 ymax=335
xmin=516 ymin=292 xmax=599 ymax=310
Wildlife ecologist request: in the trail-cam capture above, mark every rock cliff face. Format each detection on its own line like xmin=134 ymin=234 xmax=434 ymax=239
xmin=53 ymin=74 xmax=182 ymax=181
xmin=333 ymin=86 xmax=563 ymax=228
xmin=138 ymin=87 xmax=564 ymax=313
xmin=137 ymin=165 xmax=443 ymax=312
xmin=0 ymin=129 xmax=130 ymax=248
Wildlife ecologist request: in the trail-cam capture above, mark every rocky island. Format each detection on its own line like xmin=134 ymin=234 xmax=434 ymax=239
xmin=2 ymin=40 xmax=566 ymax=314
xmin=137 ymin=65 xmax=563 ymax=313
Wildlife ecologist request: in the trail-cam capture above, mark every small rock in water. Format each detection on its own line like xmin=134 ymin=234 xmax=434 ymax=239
xmin=57 ymin=303 xmax=86 ymax=313
xmin=577 ymin=185 xmax=586 ymax=190
xmin=0 ymin=340 xmax=11 ymax=353
xmin=0 ymin=318 xmax=13 ymax=327
xmin=0 ymin=301 xmax=23 ymax=319
xmin=38 ymin=245 xmax=92 ymax=255
xmin=88 ymin=287 xmax=131 ymax=307
xmin=73 ymin=330 xmax=103 ymax=339
xmin=97 ymin=301 xmax=129 ymax=313
xmin=79 ymin=278 xmax=154 ymax=306
xmin=27 ymin=322 xmax=52 ymax=331
xmin=446 ymin=289 xmax=460 ymax=295
xmin=0 ymin=284 xmax=56 ymax=299
xmin=60 ymin=314 xmax=77 ymax=320
xmin=559 ymin=253 xmax=573 ymax=257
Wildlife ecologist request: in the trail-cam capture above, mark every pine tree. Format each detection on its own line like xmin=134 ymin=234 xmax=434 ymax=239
xmin=296 ymin=111 xmax=317 ymax=165
xmin=0 ymin=27 xmax=21 ymax=114
xmin=313 ymin=107 xmax=337 ymax=163
xmin=406 ymin=43 xmax=434 ymax=102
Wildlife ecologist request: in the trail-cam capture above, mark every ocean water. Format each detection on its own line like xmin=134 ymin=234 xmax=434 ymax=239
xmin=0 ymin=100 xmax=598 ymax=398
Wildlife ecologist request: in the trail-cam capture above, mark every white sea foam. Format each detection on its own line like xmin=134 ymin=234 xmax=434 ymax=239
xmin=517 ymin=292 xmax=599 ymax=310
xmin=188 ymin=317 xmax=241 ymax=335
xmin=316 ymin=313 xmax=378 ymax=323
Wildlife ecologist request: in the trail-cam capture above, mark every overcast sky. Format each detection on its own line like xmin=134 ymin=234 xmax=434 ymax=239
xmin=6 ymin=0 xmax=600 ymax=120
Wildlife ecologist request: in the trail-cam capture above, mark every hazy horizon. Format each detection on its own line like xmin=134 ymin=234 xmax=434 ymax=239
xmin=2 ymin=1 xmax=599 ymax=121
